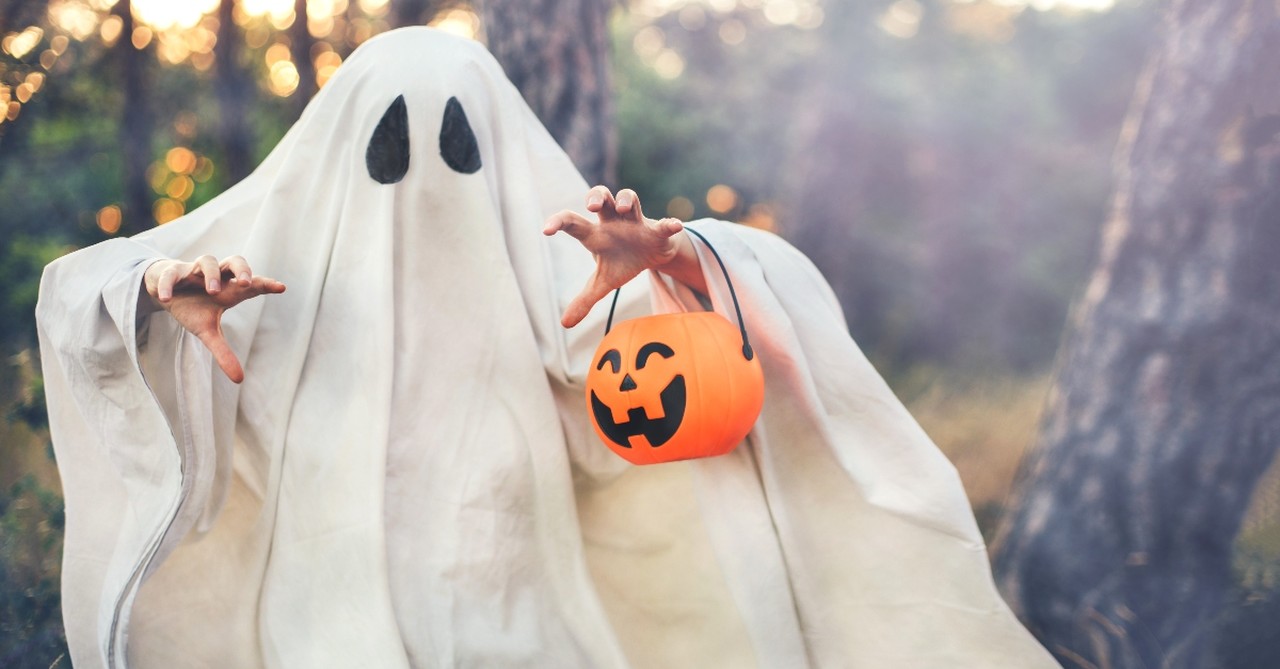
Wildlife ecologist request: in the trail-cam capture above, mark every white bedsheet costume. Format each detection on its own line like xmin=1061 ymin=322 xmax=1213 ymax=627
xmin=37 ymin=28 xmax=1056 ymax=669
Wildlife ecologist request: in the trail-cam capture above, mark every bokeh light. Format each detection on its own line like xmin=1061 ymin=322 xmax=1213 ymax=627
xmin=667 ymin=196 xmax=695 ymax=220
xmin=315 ymin=50 xmax=343 ymax=87
xmin=879 ymin=0 xmax=923 ymax=39
xmin=740 ymin=203 xmax=776 ymax=232
xmin=132 ymin=0 xmax=219 ymax=30
xmin=96 ymin=205 xmax=122 ymax=234
xmin=357 ymin=0 xmax=390 ymax=18
xmin=706 ymin=184 xmax=739 ymax=213
xmin=269 ymin=60 xmax=300 ymax=96
xmin=46 ymin=1 xmax=97 ymax=40
xmin=165 ymin=147 xmax=198 ymax=174
xmin=719 ymin=19 xmax=746 ymax=45
xmin=652 ymin=49 xmax=685 ymax=79
xmin=100 ymin=15 xmax=123 ymax=46
xmin=429 ymin=8 xmax=480 ymax=40
xmin=132 ymin=25 xmax=153 ymax=49
xmin=3 ymin=26 xmax=45 ymax=60
xmin=153 ymin=198 xmax=185 ymax=224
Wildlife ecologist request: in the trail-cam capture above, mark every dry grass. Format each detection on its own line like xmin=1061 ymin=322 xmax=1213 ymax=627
xmin=897 ymin=369 xmax=1052 ymax=512
xmin=1 ymin=351 xmax=59 ymax=492
xmin=893 ymin=366 xmax=1280 ymax=583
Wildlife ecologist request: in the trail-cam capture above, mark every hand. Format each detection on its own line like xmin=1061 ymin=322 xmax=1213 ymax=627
xmin=544 ymin=186 xmax=705 ymax=328
xmin=143 ymin=255 xmax=286 ymax=383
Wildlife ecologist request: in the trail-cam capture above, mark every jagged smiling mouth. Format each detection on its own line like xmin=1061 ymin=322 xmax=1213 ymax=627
xmin=590 ymin=375 xmax=687 ymax=448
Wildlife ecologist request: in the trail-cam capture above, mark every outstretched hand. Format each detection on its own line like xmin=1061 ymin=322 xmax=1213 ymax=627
xmin=544 ymin=186 xmax=705 ymax=328
xmin=143 ymin=255 xmax=286 ymax=383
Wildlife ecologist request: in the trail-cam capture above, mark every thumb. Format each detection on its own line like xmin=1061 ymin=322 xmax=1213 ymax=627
xmin=562 ymin=276 xmax=615 ymax=329
xmin=196 ymin=328 xmax=245 ymax=384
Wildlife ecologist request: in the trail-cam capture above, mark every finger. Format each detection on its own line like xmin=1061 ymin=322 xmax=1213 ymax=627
xmin=543 ymin=210 xmax=596 ymax=240
xmin=654 ymin=217 xmax=684 ymax=238
xmin=586 ymin=185 xmax=615 ymax=214
xmin=157 ymin=264 xmax=183 ymax=302
xmin=194 ymin=255 xmax=221 ymax=294
xmin=249 ymin=276 xmax=287 ymax=294
xmin=615 ymin=189 xmax=644 ymax=222
xmin=222 ymin=255 xmax=252 ymax=284
xmin=561 ymin=276 xmax=613 ymax=329
xmin=196 ymin=329 xmax=245 ymax=384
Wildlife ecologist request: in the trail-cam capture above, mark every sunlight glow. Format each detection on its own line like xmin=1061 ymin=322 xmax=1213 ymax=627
xmin=3 ymin=27 xmax=45 ymax=59
xmin=47 ymin=2 xmax=98 ymax=41
xmin=240 ymin=0 xmax=295 ymax=24
xmin=429 ymin=8 xmax=480 ymax=40
xmin=879 ymin=0 xmax=923 ymax=39
xmin=653 ymin=49 xmax=685 ymax=79
xmin=132 ymin=0 xmax=218 ymax=30
xmin=955 ymin=0 xmax=1115 ymax=11
xmin=269 ymin=60 xmax=301 ymax=96
xmin=315 ymin=50 xmax=343 ymax=87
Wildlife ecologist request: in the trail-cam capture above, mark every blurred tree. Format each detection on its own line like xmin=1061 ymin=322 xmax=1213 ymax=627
xmin=993 ymin=2 xmax=1280 ymax=667
xmin=480 ymin=0 xmax=616 ymax=186
xmin=389 ymin=0 xmax=446 ymax=27
xmin=779 ymin=0 xmax=1150 ymax=374
xmin=216 ymin=0 xmax=254 ymax=182
xmin=290 ymin=0 xmax=317 ymax=115
xmin=113 ymin=0 xmax=152 ymax=235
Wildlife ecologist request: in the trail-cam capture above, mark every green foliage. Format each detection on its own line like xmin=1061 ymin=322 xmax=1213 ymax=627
xmin=0 ymin=475 xmax=67 ymax=669
xmin=0 ymin=237 xmax=70 ymax=347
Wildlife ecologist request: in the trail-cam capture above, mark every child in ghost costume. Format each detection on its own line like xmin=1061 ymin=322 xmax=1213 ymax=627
xmin=36 ymin=27 xmax=1057 ymax=669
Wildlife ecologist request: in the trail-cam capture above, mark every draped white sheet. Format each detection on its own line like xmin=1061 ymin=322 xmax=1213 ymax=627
xmin=36 ymin=27 xmax=1057 ymax=669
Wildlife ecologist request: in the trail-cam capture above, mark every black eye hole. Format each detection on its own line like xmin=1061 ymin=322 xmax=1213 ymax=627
xmin=635 ymin=342 xmax=674 ymax=370
xmin=440 ymin=96 xmax=481 ymax=174
xmin=597 ymin=349 xmax=622 ymax=374
xmin=366 ymin=94 xmax=410 ymax=184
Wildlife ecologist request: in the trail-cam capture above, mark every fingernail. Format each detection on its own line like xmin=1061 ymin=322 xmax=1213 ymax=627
xmin=589 ymin=196 xmax=602 ymax=206
xmin=240 ymin=273 xmax=250 ymax=282
xmin=211 ymin=280 xmax=221 ymax=292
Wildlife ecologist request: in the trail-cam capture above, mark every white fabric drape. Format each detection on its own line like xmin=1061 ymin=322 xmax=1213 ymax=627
xmin=37 ymin=27 xmax=1057 ymax=669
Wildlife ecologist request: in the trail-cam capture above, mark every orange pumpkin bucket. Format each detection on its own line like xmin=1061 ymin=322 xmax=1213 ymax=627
xmin=586 ymin=229 xmax=764 ymax=465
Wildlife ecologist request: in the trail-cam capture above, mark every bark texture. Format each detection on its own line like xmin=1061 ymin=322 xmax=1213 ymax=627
xmin=216 ymin=0 xmax=254 ymax=183
xmin=480 ymin=0 xmax=617 ymax=187
xmin=994 ymin=2 xmax=1280 ymax=668
xmin=114 ymin=0 xmax=151 ymax=235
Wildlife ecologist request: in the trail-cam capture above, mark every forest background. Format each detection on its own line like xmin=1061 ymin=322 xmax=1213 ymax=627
xmin=2 ymin=0 xmax=1279 ymax=667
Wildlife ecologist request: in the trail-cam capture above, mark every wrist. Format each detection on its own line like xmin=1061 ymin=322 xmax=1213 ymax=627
xmin=141 ymin=259 xmax=170 ymax=311
xmin=655 ymin=229 xmax=708 ymax=295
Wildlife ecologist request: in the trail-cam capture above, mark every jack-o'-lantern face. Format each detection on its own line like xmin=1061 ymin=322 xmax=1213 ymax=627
xmin=585 ymin=312 xmax=764 ymax=466
xmin=590 ymin=342 xmax=687 ymax=449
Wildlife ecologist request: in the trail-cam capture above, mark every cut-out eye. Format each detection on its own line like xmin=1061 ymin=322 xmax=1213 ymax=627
xmin=439 ymin=96 xmax=481 ymax=174
xmin=597 ymin=349 xmax=622 ymax=373
xmin=636 ymin=342 xmax=674 ymax=370
xmin=366 ymin=95 xmax=410 ymax=184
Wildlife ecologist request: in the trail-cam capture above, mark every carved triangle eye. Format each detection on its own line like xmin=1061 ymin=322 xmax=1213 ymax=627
xmin=366 ymin=95 xmax=410 ymax=184
xmin=439 ymin=96 xmax=481 ymax=174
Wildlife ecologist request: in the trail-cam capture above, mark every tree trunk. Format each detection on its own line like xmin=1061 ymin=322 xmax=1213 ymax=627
xmin=114 ymin=0 xmax=151 ymax=235
xmin=216 ymin=0 xmax=254 ymax=183
xmin=993 ymin=2 xmax=1280 ymax=668
xmin=291 ymin=0 xmax=316 ymax=115
xmin=388 ymin=0 xmax=442 ymax=27
xmin=479 ymin=0 xmax=616 ymax=187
